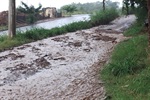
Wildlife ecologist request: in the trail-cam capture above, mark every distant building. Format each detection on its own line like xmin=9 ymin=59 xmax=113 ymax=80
xmin=0 ymin=7 xmax=62 ymax=26
xmin=42 ymin=7 xmax=57 ymax=18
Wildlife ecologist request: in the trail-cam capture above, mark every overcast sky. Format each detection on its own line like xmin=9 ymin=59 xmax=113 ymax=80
xmin=0 ymin=0 xmax=123 ymax=12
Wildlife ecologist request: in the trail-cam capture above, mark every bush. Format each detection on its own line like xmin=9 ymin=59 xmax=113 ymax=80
xmin=62 ymin=21 xmax=92 ymax=32
xmin=90 ymin=9 xmax=119 ymax=26
xmin=134 ymin=7 xmax=147 ymax=24
xmin=0 ymin=35 xmax=7 ymax=42
xmin=21 ymin=28 xmax=49 ymax=40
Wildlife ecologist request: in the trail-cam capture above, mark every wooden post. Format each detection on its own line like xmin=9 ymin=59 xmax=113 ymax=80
xmin=8 ymin=0 xmax=16 ymax=38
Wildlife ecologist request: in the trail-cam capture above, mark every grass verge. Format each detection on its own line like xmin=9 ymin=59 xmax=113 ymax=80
xmin=101 ymin=23 xmax=150 ymax=100
xmin=0 ymin=21 xmax=91 ymax=52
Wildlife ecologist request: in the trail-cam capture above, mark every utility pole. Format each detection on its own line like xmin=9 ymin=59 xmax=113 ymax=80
xmin=8 ymin=0 xmax=16 ymax=38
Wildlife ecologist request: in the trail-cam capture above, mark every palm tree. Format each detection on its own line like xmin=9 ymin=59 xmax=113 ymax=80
xmin=8 ymin=0 xmax=16 ymax=38
xmin=17 ymin=1 xmax=42 ymax=24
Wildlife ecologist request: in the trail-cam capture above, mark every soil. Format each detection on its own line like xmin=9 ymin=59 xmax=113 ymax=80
xmin=0 ymin=15 xmax=136 ymax=100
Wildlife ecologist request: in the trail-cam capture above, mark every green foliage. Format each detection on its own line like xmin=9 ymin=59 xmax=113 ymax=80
xmin=122 ymin=0 xmax=130 ymax=15
xmin=0 ymin=26 xmax=7 ymax=31
xmin=134 ymin=7 xmax=147 ymax=23
xmin=129 ymin=69 xmax=150 ymax=95
xmin=101 ymin=22 xmax=150 ymax=99
xmin=62 ymin=21 xmax=92 ymax=32
xmin=47 ymin=27 xmax=67 ymax=36
xmin=0 ymin=35 xmax=7 ymax=42
xmin=106 ymin=36 xmax=147 ymax=76
xmin=17 ymin=1 xmax=42 ymax=24
xmin=90 ymin=9 xmax=119 ymax=26
xmin=26 ymin=14 xmax=37 ymax=24
xmin=122 ymin=0 xmax=147 ymax=18
xmin=0 ymin=20 xmax=93 ymax=51
xmin=23 ymin=28 xmax=49 ymax=40
xmin=60 ymin=1 xmax=119 ymax=14
xmin=122 ymin=7 xmax=135 ymax=15
xmin=124 ymin=22 xmax=144 ymax=36
xmin=61 ymin=5 xmax=77 ymax=16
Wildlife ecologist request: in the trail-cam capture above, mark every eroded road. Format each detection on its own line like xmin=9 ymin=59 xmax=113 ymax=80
xmin=0 ymin=15 xmax=136 ymax=100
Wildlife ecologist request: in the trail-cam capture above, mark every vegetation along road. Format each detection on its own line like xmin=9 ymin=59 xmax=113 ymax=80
xmin=0 ymin=15 xmax=135 ymax=100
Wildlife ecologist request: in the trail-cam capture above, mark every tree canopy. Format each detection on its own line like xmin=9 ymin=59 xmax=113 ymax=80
xmin=17 ymin=1 xmax=42 ymax=24
xmin=61 ymin=5 xmax=77 ymax=16
xmin=60 ymin=1 xmax=119 ymax=14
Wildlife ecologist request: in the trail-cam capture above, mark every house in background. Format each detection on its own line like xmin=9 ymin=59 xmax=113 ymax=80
xmin=42 ymin=7 xmax=57 ymax=18
xmin=41 ymin=7 xmax=62 ymax=18
xmin=0 ymin=7 xmax=62 ymax=27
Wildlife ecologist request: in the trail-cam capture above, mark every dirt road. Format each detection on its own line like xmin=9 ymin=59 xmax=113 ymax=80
xmin=0 ymin=15 xmax=136 ymax=100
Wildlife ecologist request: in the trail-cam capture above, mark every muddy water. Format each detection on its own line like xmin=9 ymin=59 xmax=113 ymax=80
xmin=0 ymin=15 xmax=136 ymax=100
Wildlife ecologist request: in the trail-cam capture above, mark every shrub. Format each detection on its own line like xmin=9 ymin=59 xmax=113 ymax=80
xmin=0 ymin=35 xmax=7 ymax=42
xmin=134 ymin=7 xmax=147 ymax=24
xmin=62 ymin=21 xmax=92 ymax=32
xmin=90 ymin=9 xmax=119 ymax=26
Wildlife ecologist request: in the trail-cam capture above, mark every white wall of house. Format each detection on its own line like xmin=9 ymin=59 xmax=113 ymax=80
xmin=44 ymin=7 xmax=56 ymax=18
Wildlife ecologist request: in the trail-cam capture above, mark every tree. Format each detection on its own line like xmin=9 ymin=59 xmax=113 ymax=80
xmin=123 ymin=0 xmax=148 ymax=44
xmin=103 ymin=0 xmax=105 ymax=11
xmin=61 ymin=5 xmax=77 ymax=16
xmin=123 ymin=0 xmax=130 ymax=15
xmin=8 ymin=0 xmax=16 ymax=38
xmin=106 ymin=1 xmax=119 ymax=9
xmin=17 ymin=2 xmax=42 ymax=24
xmin=123 ymin=0 xmax=147 ymax=13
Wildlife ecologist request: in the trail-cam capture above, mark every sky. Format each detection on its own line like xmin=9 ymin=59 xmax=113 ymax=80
xmin=0 ymin=0 xmax=123 ymax=12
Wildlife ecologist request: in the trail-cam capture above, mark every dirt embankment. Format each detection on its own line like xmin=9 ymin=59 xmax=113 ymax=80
xmin=0 ymin=15 xmax=136 ymax=100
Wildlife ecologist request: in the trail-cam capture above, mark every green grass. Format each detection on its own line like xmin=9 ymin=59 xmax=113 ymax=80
xmin=0 ymin=20 xmax=92 ymax=51
xmin=0 ymin=26 xmax=7 ymax=31
xmin=101 ymin=22 xmax=150 ymax=99
xmin=124 ymin=23 xmax=144 ymax=36
xmin=105 ymin=36 xmax=147 ymax=76
xmin=62 ymin=21 xmax=92 ymax=32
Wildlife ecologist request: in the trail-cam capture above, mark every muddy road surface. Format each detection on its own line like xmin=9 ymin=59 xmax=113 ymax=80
xmin=0 ymin=15 xmax=136 ymax=100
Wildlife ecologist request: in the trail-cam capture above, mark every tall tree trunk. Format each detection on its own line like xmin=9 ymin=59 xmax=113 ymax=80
xmin=148 ymin=0 xmax=150 ymax=46
xmin=125 ymin=0 xmax=129 ymax=15
xmin=103 ymin=0 xmax=105 ymax=11
xmin=8 ymin=0 xmax=16 ymax=38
